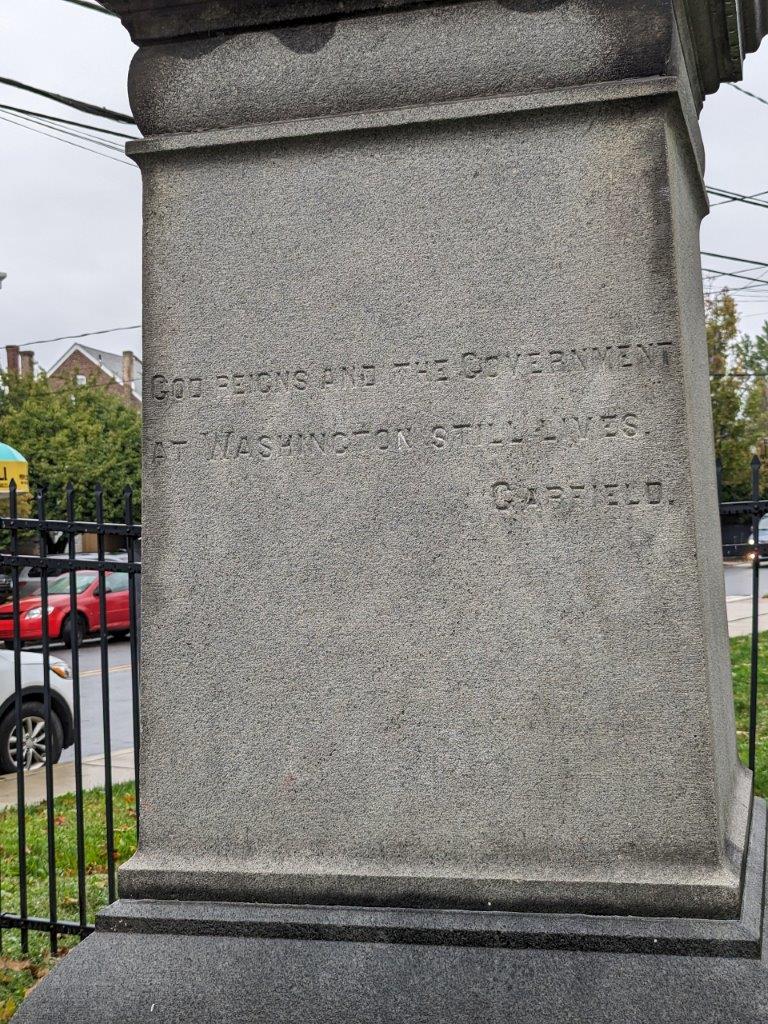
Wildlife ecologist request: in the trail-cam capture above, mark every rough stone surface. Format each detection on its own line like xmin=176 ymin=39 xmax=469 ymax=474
xmin=126 ymin=0 xmax=681 ymax=135
xmin=116 ymin=69 xmax=752 ymax=917
xmin=12 ymin=860 xmax=768 ymax=1024
xmin=103 ymin=0 xmax=768 ymax=93
xmin=95 ymin=798 xmax=768 ymax=960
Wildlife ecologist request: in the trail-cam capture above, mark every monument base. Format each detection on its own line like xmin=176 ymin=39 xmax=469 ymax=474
xmin=14 ymin=802 xmax=768 ymax=1023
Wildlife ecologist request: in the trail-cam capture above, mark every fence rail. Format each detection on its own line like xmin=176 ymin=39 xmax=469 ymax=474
xmin=0 ymin=482 xmax=140 ymax=954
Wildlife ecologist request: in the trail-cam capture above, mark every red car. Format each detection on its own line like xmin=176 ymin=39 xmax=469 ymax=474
xmin=0 ymin=570 xmax=131 ymax=649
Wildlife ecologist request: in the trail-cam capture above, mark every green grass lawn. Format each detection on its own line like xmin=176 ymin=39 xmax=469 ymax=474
xmin=730 ymin=632 xmax=768 ymax=796
xmin=0 ymin=635 xmax=767 ymax=1017
xmin=0 ymin=782 xmax=137 ymax=1020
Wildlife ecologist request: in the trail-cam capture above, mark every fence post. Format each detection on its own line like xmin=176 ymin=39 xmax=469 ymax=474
xmin=124 ymin=485 xmax=141 ymax=823
xmin=750 ymin=455 xmax=761 ymax=776
xmin=9 ymin=481 xmax=28 ymax=953
xmin=94 ymin=484 xmax=117 ymax=904
xmin=36 ymin=488 xmax=58 ymax=954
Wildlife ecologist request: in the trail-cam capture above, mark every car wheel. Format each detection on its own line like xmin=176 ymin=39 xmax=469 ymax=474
xmin=61 ymin=613 xmax=87 ymax=649
xmin=0 ymin=702 xmax=64 ymax=774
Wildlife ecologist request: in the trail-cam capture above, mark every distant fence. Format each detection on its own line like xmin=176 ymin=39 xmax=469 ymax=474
xmin=717 ymin=456 xmax=768 ymax=562
xmin=721 ymin=519 xmax=752 ymax=559
xmin=0 ymin=482 xmax=140 ymax=954
xmin=717 ymin=456 xmax=767 ymax=777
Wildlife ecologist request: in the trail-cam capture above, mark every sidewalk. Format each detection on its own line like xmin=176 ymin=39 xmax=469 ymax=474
xmin=0 ymin=747 xmax=135 ymax=810
xmin=726 ymin=594 xmax=768 ymax=638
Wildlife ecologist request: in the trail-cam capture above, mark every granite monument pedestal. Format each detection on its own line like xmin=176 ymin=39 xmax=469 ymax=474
xmin=15 ymin=0 xmax=768 ymax=1019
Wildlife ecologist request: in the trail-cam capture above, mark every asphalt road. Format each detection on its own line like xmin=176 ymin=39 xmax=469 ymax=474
xmin=23 ymin=637 xmax=136 ymax=762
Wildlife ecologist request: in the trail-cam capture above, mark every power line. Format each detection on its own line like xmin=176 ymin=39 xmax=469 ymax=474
xmin=0 ymin=112 xmax=134 ymax=166
xmin=0 ymin=102 xmax=136 ymax=139
xmin=729 ymin=82 xmax=768 ymax=106
xmin=2 ymin=108 xmax=127 ymax=153
xmin=701 ymin=254 xmax=768 ymax=299
xmin=701 ymin=252 xmax=768 ymax=269
xmin=0 ymin=76 xmax=134 ymax=125
xmin=722 ymin=281 xmax=768 ymax=296
xmin=707 ymin=186 xmax=768 ymax=209
xmin=60 ymin=0 xmax=117 ymax=13
xmin=19 ymin=326 xmax=141 ymax=348
xmin=711 ymin=187 xmax=768 ymax=208
xmin=702 ymin=266 xmax=768 ymax=286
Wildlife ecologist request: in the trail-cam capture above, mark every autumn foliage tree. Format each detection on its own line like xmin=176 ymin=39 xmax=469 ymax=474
xmin=707 ymin=290 xmax=768 ymax=499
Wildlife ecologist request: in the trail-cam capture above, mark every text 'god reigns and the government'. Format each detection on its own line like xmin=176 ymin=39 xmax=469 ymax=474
xmin=149 ymin=342 xmax=673 ymax=404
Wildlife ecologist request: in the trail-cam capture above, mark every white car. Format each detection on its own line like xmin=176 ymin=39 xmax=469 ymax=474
xmin=0 ymin=649 xmax=74 ymax=773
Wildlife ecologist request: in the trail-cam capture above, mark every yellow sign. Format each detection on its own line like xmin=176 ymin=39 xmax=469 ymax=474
xmin=0 ymin=443 xmax=29 ymax=494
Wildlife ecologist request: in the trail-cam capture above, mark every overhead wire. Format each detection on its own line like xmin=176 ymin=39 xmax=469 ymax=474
xmin=702 ymin=266 xmax=768 ymax=286
xmin=721 ymin=280 xmax=768 ymax=295
xmin=713 ymin=87 xmax=768 ymax=232
xmin=707 ymin=186 xmax=768 ymax=209
xmin=729 ymin=82 xmax=768 ymax=106
xmin=0 ymin=75 xmax=134 ymax=125
xmin=702 ymin=252 xmax=768 ymax=320
xmin=2 ymin=107 xmax=127 ymax=152
xmin=703 ymin=86 xmax=768 ymax=319
xmin=0 ymin=111 xmax=134 ymax=166
xmin=60 ymin=0 xmax=117 ymax=13
xmin=19 ymin=325 xmax=141 ymax=348
xmin=0 ymin=102 xmax=136 ymax=140
xmin=701 ymin=252 xmax=768 ymax=269
xmin=710 ymin=187 xmax=768 ymax=207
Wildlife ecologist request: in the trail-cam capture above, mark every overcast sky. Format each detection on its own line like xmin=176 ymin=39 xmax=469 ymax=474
xmin=1 ymin=1 xmax=768 ymax=375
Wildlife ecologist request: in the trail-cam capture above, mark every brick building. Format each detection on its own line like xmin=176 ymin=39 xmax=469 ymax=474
xmin=47 ymin=344 xmax=142 ymax=409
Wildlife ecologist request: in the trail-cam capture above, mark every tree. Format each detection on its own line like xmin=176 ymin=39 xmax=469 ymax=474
xmin=0 ymin=370 xmax=141 ymax=523
xmin=736 ymin=323 xmax=768 ymax=474
xmin=706 ymin=290 xmax=768 ymax=498
xmin=707 ymin=291 xmax=745 ymax=496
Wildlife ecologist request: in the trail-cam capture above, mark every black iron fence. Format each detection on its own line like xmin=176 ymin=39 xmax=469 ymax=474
xmin=0 ymin=482 xmax=140 ymax=955
xmin=0 ymin=467 xmax=763 ymax=958
xmin=717 ymin=457 xmax=768 ymax=777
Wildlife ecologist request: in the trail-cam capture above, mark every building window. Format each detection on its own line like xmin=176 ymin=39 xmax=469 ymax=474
xmin=75 ymin=374 xmax=87 ymax=386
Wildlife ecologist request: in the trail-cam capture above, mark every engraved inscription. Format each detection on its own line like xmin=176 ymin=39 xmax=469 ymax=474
xmin=150 ymin=342 xmax=673 ymax=404
xmin=492 ymin=479 xmax=665 ymax=511
xmin=199 ymin=427 xmax=415 ymax=460
xmin=152 ymin=439 xmax=188 ymax=461
xmin=490 ymin=478 xmax=670 ymax=523
xmin=148 ymin=341 xmax=676 ymax=538
xmin=176 ymin=410 xmax=643 ymax=463
xmin=429 ymin=412 xmax=640 ymax=449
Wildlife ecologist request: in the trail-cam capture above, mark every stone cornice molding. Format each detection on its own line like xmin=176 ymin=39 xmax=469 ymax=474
xmin=103 ymin=0 xmax=768 ymax=95
xmin=681 ymin=0 xmax=768 ymax=92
